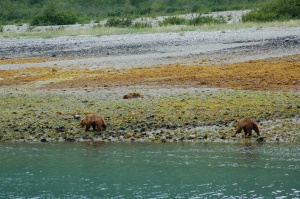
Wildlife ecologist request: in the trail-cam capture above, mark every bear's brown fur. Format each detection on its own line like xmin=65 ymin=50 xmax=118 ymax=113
xmin=80 ymin=113 xmax=106 ymax=131
xmin=123 ymin=92 xmax=143 ymax=99
xmin=232 ymin=118 xmax=260 ymax=137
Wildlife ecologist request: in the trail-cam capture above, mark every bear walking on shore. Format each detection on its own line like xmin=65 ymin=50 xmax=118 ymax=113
xmin=80 ymin=113 xmax=106 ymax=131
xmin=232 ymin=118 xmax=260 ymax=137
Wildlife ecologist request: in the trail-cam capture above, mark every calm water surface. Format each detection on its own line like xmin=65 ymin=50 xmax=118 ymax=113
xmin=0 ymin=142 xmax=300 ymax=198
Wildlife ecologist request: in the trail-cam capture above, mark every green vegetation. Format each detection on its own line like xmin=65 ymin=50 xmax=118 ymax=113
xmin=0 ymin=89 xmax=299 ymax=142
xmin=31 ymin=2 xmax=78 ymax=26
xmin=158 ymin=15 xmax=226 ymax=26
xmin=188 ymin=15 xmax=226 ymax=25
xmin=242 ymin=0 xmax=300 ymax=22
xmin=159 ymin=17 xmax=187 ymax=26
xmin=0 ymin=0 xmax=275 ymax=25
xmin=105 ymin=18 xmax=132 ymax=28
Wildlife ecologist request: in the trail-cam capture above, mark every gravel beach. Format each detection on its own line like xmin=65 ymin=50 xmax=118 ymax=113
xmin=1 ymin=26 xmax=300 ymax=70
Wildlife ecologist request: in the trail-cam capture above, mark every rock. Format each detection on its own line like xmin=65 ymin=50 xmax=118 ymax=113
xmin=256 ymin=137 xmax=265 ymax=143
xmin=189 ymin=134 xmax=196 ymax=139
xmin=134 ymin=133 xmax=142 ymax=139
xmin=124 ymin=133 xmax=133 ymax=139
xmin=64 ymin=138 xmax=76 ymax=142
xmin=55 ymin=126 xmax=65 ymax=132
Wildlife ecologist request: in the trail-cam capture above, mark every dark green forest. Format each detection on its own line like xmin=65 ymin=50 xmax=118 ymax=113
xmin=0 ymin=0 xmax=276 ymax=25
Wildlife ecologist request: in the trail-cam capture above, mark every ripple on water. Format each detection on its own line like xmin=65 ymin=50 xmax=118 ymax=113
xmin=0 ymin=142 xmax=300 ymax=198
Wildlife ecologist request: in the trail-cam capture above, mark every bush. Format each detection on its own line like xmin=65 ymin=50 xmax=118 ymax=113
xmin=31 ymin=11 xmax=78 ymax=26
xmin=105 ymin=18 xmax=132 ymax=27
xmin=158 ymin=15 xmax=226 ymax=27
xmin=31 ymin=1 xmax=78 ymax=26
xmin=159 ymin=17 xmax=187 ymax=26
xmin=132 ymin=22 xmax=152 ymax=28
xmin=188 ymin=16 xmax=226 ymax=26
xmin=242 ymin=11 xmax=277 ymax=22
xmin=242 ymin=0 xmax=300 ymax=22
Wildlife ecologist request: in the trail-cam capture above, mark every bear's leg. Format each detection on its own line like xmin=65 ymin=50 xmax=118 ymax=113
xmin=92 ymin=124 xmax=96 ymax=131
xmin=95 ymin=121 xmax=106 ymax=131
xmin=242 ymin=127 xmax=249 ymax=137
xmin=85 ymin=124 xmax=91 ymax=131
xmin=247 ymin=128 xmax=252 ymax=136
xmin=233 ymin=126 xmax=242 ymax=137
xmin=253 ymin=123 xmax=260 ymax=136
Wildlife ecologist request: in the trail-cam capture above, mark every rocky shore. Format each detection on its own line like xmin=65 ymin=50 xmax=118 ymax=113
xmin=0 ymin=23 xmax=300 ymax=143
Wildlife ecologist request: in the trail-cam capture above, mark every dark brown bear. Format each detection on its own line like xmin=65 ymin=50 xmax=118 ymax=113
xmin=80 ymin=113 xmax=106 ymax=131
xmin=232 ymin=118 xmax=260 ymax=137
xmin=122 ymin=92 xmax=143 ymax=99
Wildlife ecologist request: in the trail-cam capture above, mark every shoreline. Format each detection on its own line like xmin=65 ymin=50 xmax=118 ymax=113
xmin=0 ymin=25 xmax=300 ymax=143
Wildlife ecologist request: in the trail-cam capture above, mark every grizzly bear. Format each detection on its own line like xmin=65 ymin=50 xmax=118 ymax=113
xmin=232 ymin=118 xmax=260 ymax=137
xmin=123 ymin=92 xmax=143 ymax=99
xmin=80 ymin=113 xmax=106 ymax=131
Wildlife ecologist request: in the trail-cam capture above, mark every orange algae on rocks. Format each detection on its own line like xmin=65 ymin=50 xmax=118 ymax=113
xmin=44 ymin=55 xmax=300 ymax=91
xmin=1 ymin=55 xmax=299 ymax=91
xmin=0 ymin=66 xmax=105 ymax=87
xmin=0 ymin=57 xmax=75 ymax=65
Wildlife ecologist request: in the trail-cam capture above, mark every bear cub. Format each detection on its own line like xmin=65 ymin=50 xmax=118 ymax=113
xmin=232 ymin=118 xmax=260 ymax=137
xmin=80 ymin=113 xmax=106 ymax=131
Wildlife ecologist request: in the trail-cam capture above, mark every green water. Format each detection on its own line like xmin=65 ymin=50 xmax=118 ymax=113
xmin=0 ymin=142 xmax=300 ymax=198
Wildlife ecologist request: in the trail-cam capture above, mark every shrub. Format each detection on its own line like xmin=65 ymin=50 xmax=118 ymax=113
xmin=242 ymin=11 xmax=276 ymax=22
xmin=105 ymin=18 xmax=132 ymax=27
xmin=31 ymin=1 xmax=78 ymax=26
xmin=132 ymin=22 xmax=152 ymax=28
xmin=188 ymin=15 xmax=226 ymax=26
xmin=31 ymin=11 xmax=78 ymax=26
xmin=159 ymin=17 xmax=187 ymax=26
xmin=242 ymin=0 xmax=300 ymax=22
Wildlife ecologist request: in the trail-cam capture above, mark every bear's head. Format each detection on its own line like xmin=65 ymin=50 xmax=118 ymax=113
xmin=80 ymin=118 xmax=86 ymax=127
xmin=232 ymin=119 xmax=240 ymax=127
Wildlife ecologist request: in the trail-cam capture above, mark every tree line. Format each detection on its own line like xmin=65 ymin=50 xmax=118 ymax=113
xmin=1 ymin=0 xmax=299 ymax=26
xmin=0 ymin=0 xmax=277 ymax=25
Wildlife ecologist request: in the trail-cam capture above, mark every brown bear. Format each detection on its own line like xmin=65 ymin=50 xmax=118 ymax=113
xmin=123 ymin=92 xmax=143 ymax=99
xmin=80 ymin=113 xmax=106 ymax=131
xmin=232 ymin=118 xmax=260 ymax=137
